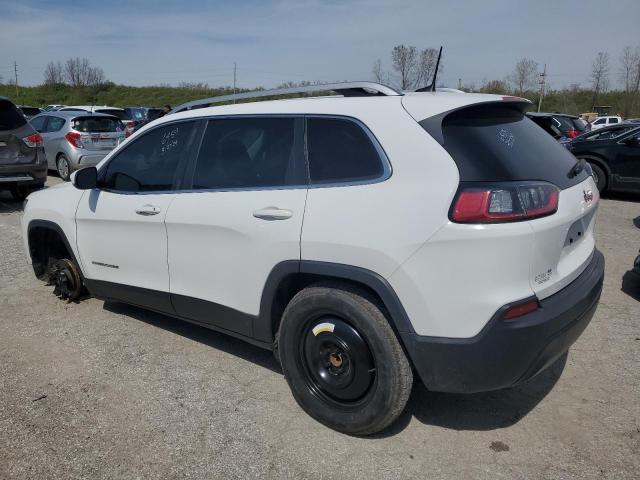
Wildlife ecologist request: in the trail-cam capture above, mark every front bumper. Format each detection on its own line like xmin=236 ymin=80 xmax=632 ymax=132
xmin=0 ymin=162 xmax=47 ymax=187
xmin=401 ymin=249 xmax=605 ymax=393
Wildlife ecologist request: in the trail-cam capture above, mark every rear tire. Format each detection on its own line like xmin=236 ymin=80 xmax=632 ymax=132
xmin=587 ymin=162 xmax=606 ymax=192
xmin=277 ymin=284 xmax=413 ymax=435
xmin=57 ymin=155 xmax=71 ymax=181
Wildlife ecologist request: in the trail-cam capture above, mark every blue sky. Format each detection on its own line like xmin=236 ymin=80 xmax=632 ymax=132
xmin=0 ymin=0 xmax=639 ymax=89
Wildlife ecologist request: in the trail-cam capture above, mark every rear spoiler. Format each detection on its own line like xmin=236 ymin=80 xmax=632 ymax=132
xmin=419 ymin=98 xmax=531 ymax=145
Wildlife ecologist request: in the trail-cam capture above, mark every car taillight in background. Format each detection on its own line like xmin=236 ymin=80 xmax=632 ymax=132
xmin=451 ymin=182 xmax=559 ymax=223
xmin=65 ymin=131 xmax=85 ymax=148
xmin=124 ymin=120 xmax=135 ymax=137
xmin=566 ymin=129 xmax=580 ymax=138
xmin=22 ymin=133 xmax=43 ymax=148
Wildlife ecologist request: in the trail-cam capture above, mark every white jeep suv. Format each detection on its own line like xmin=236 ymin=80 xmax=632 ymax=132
xmin=22 ymin=82 xmax=604 ymax=435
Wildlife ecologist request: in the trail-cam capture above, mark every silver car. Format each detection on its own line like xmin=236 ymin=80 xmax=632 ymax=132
xmin=29 ymin=111 xmax=126 ymax=180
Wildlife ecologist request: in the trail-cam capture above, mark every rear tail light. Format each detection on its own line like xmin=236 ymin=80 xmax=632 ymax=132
xmin=566 ymin=129 xmax=579 ymax=138
xmin=65 ymin=131 xmax=84 ymax=148
xmin=503 ymin=298 xmax=539 ymax=320
xmin=451 ymin=182 xmax=559 ymax=223
xmin=22 ymin=133 xmax=43 ymax=148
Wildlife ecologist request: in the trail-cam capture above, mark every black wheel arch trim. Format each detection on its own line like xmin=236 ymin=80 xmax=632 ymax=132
xmin=27 ymin=219 xmax=86 ymax=280
xmin=256 ymin=260 xmax=415 ymax=344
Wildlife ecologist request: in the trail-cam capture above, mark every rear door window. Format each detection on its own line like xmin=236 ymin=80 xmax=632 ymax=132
xmin=306 ymin=117 xmax=386 ymax=184
xmin=192 ymin=117 xmax=302 ymax=189
xmin=422 ymin=104 xmax=588 ymax=189
xmin=609 ymin=118 xmax=619 ymax=124
xmin=0 ymin=99 xmax=27 ymax=130
xmin=30 ymin=116 xmax=47 ymax=132
xmin=46 ymin=116 xmax=65 ymax=132
xmin=101 ymin=121 xmax=198 ymax=192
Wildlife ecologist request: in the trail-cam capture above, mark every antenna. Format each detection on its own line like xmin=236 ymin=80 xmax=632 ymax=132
xmin=415 ymin=46 xmax=443 ymax=92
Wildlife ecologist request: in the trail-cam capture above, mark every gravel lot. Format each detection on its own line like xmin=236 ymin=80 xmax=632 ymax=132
xmin=1 ymin=176 xmax=639 ymax=479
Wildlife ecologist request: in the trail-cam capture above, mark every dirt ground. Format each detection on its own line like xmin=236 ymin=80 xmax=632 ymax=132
xmin=1 ymin=176 xmax=639 ymax=479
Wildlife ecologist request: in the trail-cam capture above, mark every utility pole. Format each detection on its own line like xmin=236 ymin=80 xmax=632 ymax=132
xmin=233 ymin=62 xmax=237 ymax=104
xmin=537 ymin=64 xmax=547 ymax=112
xmin=13 ymin=61 xmax=19 ymax=99
xmin=457 ymin=78 xmax=462 ymax=90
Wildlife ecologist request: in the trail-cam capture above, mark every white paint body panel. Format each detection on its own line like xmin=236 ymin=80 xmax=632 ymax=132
xmin=165 ymin=188 xmax=307 ymax=315
xmin=75 ymin=190 xmax=174 ymax=292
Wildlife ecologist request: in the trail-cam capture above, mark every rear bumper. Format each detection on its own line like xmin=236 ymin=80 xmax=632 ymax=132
xmin=0 ymin=162 xmax=47 ymax=186
xmin=401 ymin=248 xmax=604 ymax=393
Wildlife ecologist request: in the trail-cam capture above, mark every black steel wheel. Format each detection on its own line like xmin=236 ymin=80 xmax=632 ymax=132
xmin=48 ymin=258 xmax=83 ymax=301
xmin=278 ymin=283 xmax=413 ymax=435
xmin=299 ymin=316 xmax=376 ymax=406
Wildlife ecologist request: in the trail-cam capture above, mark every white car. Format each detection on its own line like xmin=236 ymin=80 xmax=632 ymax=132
xmin=590 ymin=115 xmax=623 ymax=131
xmin=22 ymin=82 xmax=604 ymax=435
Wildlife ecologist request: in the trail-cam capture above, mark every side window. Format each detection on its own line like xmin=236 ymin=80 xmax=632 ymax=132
xmin=307 ymin=117 xmax=385 ymax=184
xmin=30 ymin=116 xmax=47 ymax=132
xmin=192 ymin=117 xmax=300 ymax=189
xmin=593 ymin=118 xmax=605 ymax=125
xmin=46 ymin=116 xmax=65 ymax=132
xmin=101 ymin=121 xmax=197 ymax=192
xmin=609 ymin=118 xmax=619 ymax=124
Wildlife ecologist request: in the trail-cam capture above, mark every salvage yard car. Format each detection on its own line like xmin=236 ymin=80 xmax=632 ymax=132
xmin=21 ymin=82 xmax=604 ymax=435
xmin=29 ymin=111 xmax=126 ymax=181
xmin=0 ymin=97 xmax=46 ymax=200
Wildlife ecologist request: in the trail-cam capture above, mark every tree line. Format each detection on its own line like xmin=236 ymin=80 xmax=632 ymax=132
xmin=1 ymin=47 xmax=639 ymax=117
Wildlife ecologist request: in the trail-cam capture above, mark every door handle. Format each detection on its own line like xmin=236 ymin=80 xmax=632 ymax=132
xmin=252 ymin=207 xmax=293 ymax=221
xmin=135 ymin=204 xmax=161 ymax=216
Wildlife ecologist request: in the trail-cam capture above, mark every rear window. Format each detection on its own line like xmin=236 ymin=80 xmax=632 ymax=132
xmin=95 ymin=109 xmax=129 ymax=120
xmin=72 ymin=116 xmax=124 ymax=133
xmin=571 ymin=118 xmax=588 ymax=132
xmin=422 ymin=104 xmax=588 ymax=190
xmin=0 ymin=100 xmax=27 ymax=130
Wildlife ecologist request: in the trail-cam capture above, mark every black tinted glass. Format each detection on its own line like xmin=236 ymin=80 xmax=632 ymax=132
xmin=102 ymin=121 xmax=196 ymax=192
xmin=96 ymin=109 xmax=128 ymax=120
xmin=0 ymin=100 xmax=27 ymax=130
xmin=193 ymin=117 xmax=299 ymax=189
xmin=307 ymin=118 xmax=384 ymax=184
xmin=430 ymin=104 xmax=588 ymax=189
xmin=73 ymin=117 xmax=122 ymax=133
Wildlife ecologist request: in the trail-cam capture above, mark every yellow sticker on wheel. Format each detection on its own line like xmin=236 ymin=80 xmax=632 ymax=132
xmin=312 ymin=322 xmax=335 ymax=336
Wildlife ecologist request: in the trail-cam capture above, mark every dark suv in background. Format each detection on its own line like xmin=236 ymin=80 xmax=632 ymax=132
xmin=0 ymin=97 xmax=46 ymax=200
xmin=527 ymin=112 xmax=588 ymax=140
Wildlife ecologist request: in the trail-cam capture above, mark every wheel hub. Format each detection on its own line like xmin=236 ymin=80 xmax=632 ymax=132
xmin=301 ymin=317 xmax=375 ymax=403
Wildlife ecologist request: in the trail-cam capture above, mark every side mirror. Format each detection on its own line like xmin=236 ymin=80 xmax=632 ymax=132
xmin=72 ymin=166 xmax=98 ymax=190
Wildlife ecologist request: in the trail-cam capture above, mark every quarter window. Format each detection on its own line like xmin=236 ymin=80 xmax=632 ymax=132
xmin=306 ymin=118 xmax=385 ymax=184
xmin=101 ymin=121 xmax=197 ymax=192
xmin=192 ymin=117 xmax=300 ymax=189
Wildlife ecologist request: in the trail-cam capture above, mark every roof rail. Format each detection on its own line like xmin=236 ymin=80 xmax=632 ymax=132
xmin=170 ymin=81 xmax=402 ymax=114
